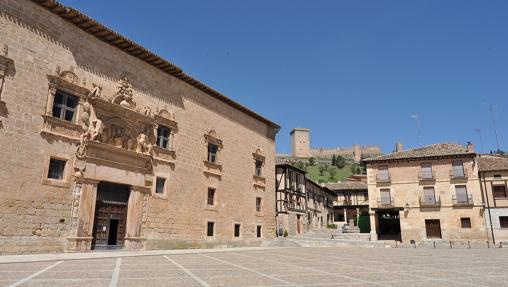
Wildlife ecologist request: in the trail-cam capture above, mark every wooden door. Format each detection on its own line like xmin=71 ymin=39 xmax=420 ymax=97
xmin=296 ymin=215 xmax=301 ymax=234
xmin=92 ymin=202 xmax=127 ymax=249
xmin=425 ymin=219 xmax=442 ymax=238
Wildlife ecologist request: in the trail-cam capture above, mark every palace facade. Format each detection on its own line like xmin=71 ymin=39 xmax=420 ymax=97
xmin=0 ymin=0 xmax=279 ymax=254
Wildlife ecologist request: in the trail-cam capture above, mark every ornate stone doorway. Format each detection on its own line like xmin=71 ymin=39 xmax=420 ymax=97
xmin=91 ymin=182 xmax=130 ymax=250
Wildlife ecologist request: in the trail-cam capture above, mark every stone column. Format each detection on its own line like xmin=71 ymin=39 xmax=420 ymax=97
xmin=67 ymin=177 xmax=99 ymax=252
xmin=343 ymin=208 xmax=347 ymax=223
xmin=369 ymin=210 xmax=378 ymax=241
xmin=124 ymin=185 xmax=150 ymax=250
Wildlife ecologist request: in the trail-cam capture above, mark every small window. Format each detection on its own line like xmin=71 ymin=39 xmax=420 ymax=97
xmin=460 ymin=218 xmax=471 ymax=228
xmin=378 ymin=165 xmax=389 ymax=181
xmin=380 ymin=188 xmax=391 ymax=205
xmin=207 ymin=222 xmax=214 ymax=237
xmin=493 ymin=185 xmax=507 ymax=198
xmin=207 ymin=188 xmax=215 ymax=206
xmin=47 ymin=158 xmax=66 ymax=180
xmin=452 ymin=160 xmax=465 ymax=178
xmin=455 ymin=185 xmax=469 ymax=203
xmin=256 ymin=226 xmax=262 ymax=238
xmin=155 ymin=177 xmax=166 ymax=194
xmin=494 ymin=174 xmax=502 ymax=179
xmin=52 ymin=91 xmax=78 ymax=122
xmin=363 ymin=192 xmax=369 ymax=201
xmin=256 ymin=197 xmax=262 ymax=212
xmin=156 ymin=126 xmax=171 ymax=149
xmin=234 ymin=224 xmax=241 ymax=238
xmin=500 ymin=216 xmax=508 ymax=229
xmin=420 ymin=163 xmax=433 ymax=179
xmin=255 ymin=160 xmax=263 ymax=177
xmin=207 ymin=144 xmax=218 ymax=163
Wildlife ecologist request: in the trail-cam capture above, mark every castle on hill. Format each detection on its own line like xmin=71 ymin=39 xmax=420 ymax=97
xmin=288 ymin=128 xmax=381 ymax=162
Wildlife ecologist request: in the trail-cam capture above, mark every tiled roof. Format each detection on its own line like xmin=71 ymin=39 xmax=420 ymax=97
xmin=363 ymin=143 xmax=474 ymax=162
xmin=478 ymin=155 xmax=508 ymax=172
xmin=324 ymin=181 xmax=367 ymax=191
xmin=31 ymin=0 xmax=279 ymax=130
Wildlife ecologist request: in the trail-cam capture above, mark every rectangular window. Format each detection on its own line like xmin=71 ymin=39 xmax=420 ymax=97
xmin=460 ymin=218 xmax=471 ymax=228
xmin=256 ymin=226 xmax=262 ymax=238
xmin=494 ymin=174 xmax=502 ymax=179
xmin=47 ymin=158 xmax=66 ymax=180
xmin=425 ymin=219 xmax=442 ymax=238
xmin=207 ymin=222 xmax=214 ymax=237
xmin=452 ymin=160 xmax=465 ymax=178
xmin=500 ymin=216 xmax=508 ymax=229
xmin=378 ymin=165 xmax=389 ymax=181
xmin=52 ymin=91 xmax=78 ymax=122
xmin=155 ymin=177 xmax=166 ymax=194
xmin=207 ymin=188 xmax=215 ymax=206
xmin=363 ymin=192 xmax=369 ymax=201
xmin=255 ymin=160 xmax=263 ymax=177
xmin=334 ymin=209 xmax=345 ymax=222
xmin=455 ymin=185 xmax=468 ymax=203
xmin=207 ymin=144 xmax=218 ymax=163
xmin=156 ymin=126 xmax=171 ymax=149
xmin=380 ymin=188 xmax=391 ymax=205
xmin=234 ymin=224 xmax=241 ymax=238
xmin=423 ymin=187 xmax=436 ymax=204
xmin=420 ymin=163 xmax=433 ymax=179
xmin=256 ymin=197 xmax=262 ymax=212
xmin=493 ymin=185 xmax=507 ymax=198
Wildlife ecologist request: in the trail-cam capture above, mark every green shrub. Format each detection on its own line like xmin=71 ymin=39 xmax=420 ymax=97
xmin=283 ymin=229 xmax=288 ymax=237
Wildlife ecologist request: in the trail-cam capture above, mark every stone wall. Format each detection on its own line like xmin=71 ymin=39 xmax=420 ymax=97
xmin=0 ymin=0 xmax=276 ymax=254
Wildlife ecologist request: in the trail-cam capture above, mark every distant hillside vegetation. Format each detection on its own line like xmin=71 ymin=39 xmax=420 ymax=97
xmin=277 ymin=155 xmax=365 ymax=184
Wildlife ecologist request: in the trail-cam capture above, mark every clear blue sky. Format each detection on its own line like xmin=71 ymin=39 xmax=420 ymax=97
xmin=60 ymin=0 xmax=508 ymax=154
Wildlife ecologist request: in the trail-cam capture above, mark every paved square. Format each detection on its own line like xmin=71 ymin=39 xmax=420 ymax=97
xmin=2 ymin=247 xmax=508 ymax=287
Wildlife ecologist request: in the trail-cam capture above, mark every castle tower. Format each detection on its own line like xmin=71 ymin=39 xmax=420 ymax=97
xmin=290 ymin=128 xmax=310 ymax=158
xmin=353 ymin=144 xmax=361 ymax=162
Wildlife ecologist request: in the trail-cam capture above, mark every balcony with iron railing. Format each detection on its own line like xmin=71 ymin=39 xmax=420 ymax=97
xmin=450 ymin=168 xmax=468 ymax=179
xmin=452 ymin=194 xmax=474 ymax=207
xmin=377 ymin=198 xmax=394 ymax=208
xmin=418 ymin=170 xmax=435 ymax=181
xmin=419 ymin=196 xmax=441 ymax=208
xmin=376 ymin=173 xmax=391 ymax=183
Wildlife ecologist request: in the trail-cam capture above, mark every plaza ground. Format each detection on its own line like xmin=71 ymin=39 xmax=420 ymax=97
xmin=1 ymin=247 xmax=508 ymax=287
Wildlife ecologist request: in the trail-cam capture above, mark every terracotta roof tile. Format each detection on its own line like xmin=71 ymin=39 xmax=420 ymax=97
xmin=324 ymin=181 xmax=367 ymax=191
xmin=363 ymin=143 xmax=474 ymax=162
xmin=478 ymin=155 xmax=508 ymax=172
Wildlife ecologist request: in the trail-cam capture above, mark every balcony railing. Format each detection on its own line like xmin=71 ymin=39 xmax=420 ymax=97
xmin=284 ymin=202 xmax=306 ymax=211
xmin=377 ymin=198 xmax=394 ymax=208
xmin=419 ymin=196 xmax=441 ymax=207
xmin=452 ymin=194 xmax=474 ymax=206
xmin=376 ymin=173 xmax=391 ymax=183
xmin=450 ymin=168 xmax=468 ymax=179
xmin=418 ymin=171 xmax=435 ymax=181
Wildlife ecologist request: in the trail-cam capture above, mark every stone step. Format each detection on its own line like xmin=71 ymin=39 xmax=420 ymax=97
xmin=261 ymin=239 xmax=302 ymax=248
xmin=290 ymin=237 xmax=386 ymax=248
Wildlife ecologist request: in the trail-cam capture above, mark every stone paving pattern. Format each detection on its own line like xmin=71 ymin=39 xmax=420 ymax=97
xmin=2 ymin=247 xmax=508 ymax=287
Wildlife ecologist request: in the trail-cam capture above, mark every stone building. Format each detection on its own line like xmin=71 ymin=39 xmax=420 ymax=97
xmin=290 ymin=128 xmax=311 ymax=158
xmin=478 ymin=154 xmax=508 ymax=243
xmin=306 ymin=179 xmax=335 ymax=230
xmin=364 ymin=143 xmax=488 ymax=243
xmin=325 ymin=181 xmax=369 ymax=232
xmin=0 ymin=0 xmax=279 ymax=254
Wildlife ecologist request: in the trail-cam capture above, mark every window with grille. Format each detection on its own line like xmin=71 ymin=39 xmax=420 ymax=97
xmin=256 ymin=197 xmax=262 ymax=212
xmin=52 ymin=91 xmax=78 ymax=122
xmin=452 ymin=160 xmax=465 ymax=178
xmin=423 ymin=187 xmax=436 ymax=204
xmin=207 ymin=188 xmax=215 ymax=206
xmin=500 ymin=216 xmax=508 ymax=229
xmin=156 ymin=126 xmax=171 ymax=149
xmin=207 ymin=144 xmax=218 ymax=163
xmin=255 ymin=160 xmax=263 ymax=177
xmin=155 ymin=177 xmax=166 ymax=194
xmin=493 ymin=185 xmax=507 ymax=198
xmin=455 ymin=185 xmax=469 ymax=203
xmin=47 ymin=158 xmax=66 ymax=180
xmin=420 ymin=163 xmax=433 ymax=179
xmin=460 ymin=218 xmax=471 ymax=228
xmin=378 ymin=165 xmax=389 ymax=181
xmin=207 ymin=222 xmax=214 ymax=237
xmin=380 ymin=189 xmax=391 ymax=205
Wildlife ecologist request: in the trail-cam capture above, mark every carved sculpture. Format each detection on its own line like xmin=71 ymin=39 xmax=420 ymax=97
xmin=114 ymin=77 xmax=136 ymax=108
xmin=136 ymin=133 xmax=153 ymax=155
xmin=88 ymin=83 xmax=102 ymax=98
xmin=142 ymin=106 xmax=153 ymax=117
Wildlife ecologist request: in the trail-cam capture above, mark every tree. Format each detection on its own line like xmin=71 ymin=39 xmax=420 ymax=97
xmin=308 ymin=157 xmax=316 ymax=166
xmin=328 ymin=167 xmax=338 ymax=181
xmin=331 ymin=154 xmax=337 ymax=166
xmin=318 ymin=164 xmax=326 ymax=176
xmin=335 ymin=155 xmax=346 ymax=169
xmin=350 ymin=163 xmax=358 ymax=174
xmin=296 ymin=160 xmax=305 ymax=170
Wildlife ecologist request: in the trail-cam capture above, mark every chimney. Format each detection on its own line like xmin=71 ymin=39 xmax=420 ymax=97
xmin=466 ymin=142 xmax=474 ymax=153
xmin=395 ymin=141 xmax=403 ymax=152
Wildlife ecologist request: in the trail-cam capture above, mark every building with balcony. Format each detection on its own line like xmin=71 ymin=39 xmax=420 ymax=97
xmin=478 ymin=154 xmax=508 ymax=243
xmin=0 ymin=0 xmax=279 ymax=254
xmin=364 ymin=142 xmax=487 ymax=243
xmin=325 ymin=181 xmax=370 ymax=233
